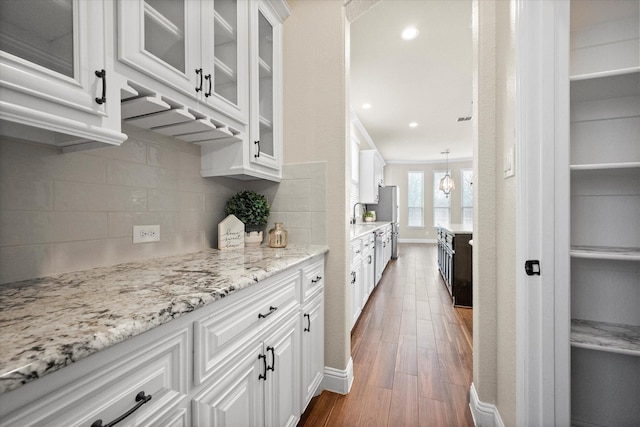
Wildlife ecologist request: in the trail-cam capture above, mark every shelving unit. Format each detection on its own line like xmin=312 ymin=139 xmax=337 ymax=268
xmin=569 ymin=1 xmax=639 ymax=425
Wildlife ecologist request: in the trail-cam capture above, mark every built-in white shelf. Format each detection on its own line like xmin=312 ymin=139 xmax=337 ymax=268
xmin=571 ymin=246 xmax=640 ymax=261
xmin=570 ymin=66 xmax=640 ymax=82
xmin=571 ymin=319 xmax=640 ymax=356
xmin=570 ymin=162 xmax=640 ymax=171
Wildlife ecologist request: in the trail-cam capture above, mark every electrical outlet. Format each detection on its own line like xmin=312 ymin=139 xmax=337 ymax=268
xmin=133 ymin=225 xmax=160 ymax=244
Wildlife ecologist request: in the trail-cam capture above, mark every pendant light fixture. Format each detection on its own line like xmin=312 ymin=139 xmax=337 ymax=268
xmin=439 ymin=149 xmax=455 ymax=198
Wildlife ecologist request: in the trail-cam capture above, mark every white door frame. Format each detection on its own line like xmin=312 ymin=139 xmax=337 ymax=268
xmin=514 ymin=0 xmax=570 ymax=425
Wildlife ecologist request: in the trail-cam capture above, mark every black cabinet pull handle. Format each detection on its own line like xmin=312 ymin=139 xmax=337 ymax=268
xmin=90 ymin=391 xmax=151 ymax=427
xmin=95 ymin=69 xmax=106 ymax=105
xmin=304 ymin=313 xmax=311 ymax=332
xmin=368 ymin=255 xmax=372 ymax=264
xmin=259 ymin=354 xmax=267 ymax=380
xmin=195 ymin=68 xmax=203 ymax=92
xmin=258 ymin=306 xmax=277 ymax=319
xmin=254 ymin=140 xmax=260 ymax=158
xmin=267 ymin=346 xmax=275 ymax=372
xmin=204 ymin=74 xmax=212 ymax=97
xmin=311 ymin=275 xmax=322 ymax=284
xmin=351 ymin=271 xmax=356 ymax=284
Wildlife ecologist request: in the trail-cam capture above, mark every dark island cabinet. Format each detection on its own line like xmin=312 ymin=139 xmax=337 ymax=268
xmin=436 ymin=225 xmax=472 ymax=307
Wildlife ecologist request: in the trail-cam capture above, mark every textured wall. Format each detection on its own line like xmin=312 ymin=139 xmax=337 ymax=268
xmin=283 ymin=0 xmax=351 ymax=373
xmin=472 ymin=0 xmax=517 ymax=425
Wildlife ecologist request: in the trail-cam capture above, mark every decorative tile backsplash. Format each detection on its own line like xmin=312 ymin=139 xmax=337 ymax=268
xmin=0 ymin=124 xmax=326 ymax=285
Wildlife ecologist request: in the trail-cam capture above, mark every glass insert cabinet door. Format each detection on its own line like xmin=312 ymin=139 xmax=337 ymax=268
xmin=0 ymin=0 xmax=74 ymax=77
xmin=201 ymin=0 xmax=248 ymax=119
xmin=144 ymin=0 xmax=186 ymax=73
xmin=118 ymin=0 xmax=200 ymax=97
xmin=251 ymin=3 xmax=280 ymax=171
xmin=0 ymin=0 xmax=108 ymax=115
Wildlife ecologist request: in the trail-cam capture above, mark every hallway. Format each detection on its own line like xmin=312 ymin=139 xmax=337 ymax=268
xmin=299 ymin=243 xmax=474 ymax=426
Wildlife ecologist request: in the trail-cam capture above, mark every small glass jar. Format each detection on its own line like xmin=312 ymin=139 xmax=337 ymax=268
xmin=268 ymin=222 xmax=288 ymax=248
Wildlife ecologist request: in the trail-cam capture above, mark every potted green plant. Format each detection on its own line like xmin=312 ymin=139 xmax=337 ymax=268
xmin=364 ymin=211 xmax=375 ymax=222
xmin=225 ymin=190 xmax=270 ymax=246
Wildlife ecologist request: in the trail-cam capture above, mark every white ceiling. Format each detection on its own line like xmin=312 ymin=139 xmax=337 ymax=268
xmin=350 ymin=0 xmax=473 ymax=163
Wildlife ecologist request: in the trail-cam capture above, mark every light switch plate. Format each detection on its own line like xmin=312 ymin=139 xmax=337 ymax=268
xmin=504 ymin=144 xmax=515 ymax=178
xmin=133 ymin=225 xmax=160 ymax=243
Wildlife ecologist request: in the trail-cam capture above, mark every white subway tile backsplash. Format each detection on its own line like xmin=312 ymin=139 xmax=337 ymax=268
xmin=54 ymin=182 xmax=147 ymax=212
xmin=0 ymin=126 xmax=327 ymax=284
xmin=148 ymin=143 xmax=181 ymax=170
xmin=91 ymin=137 xmax=147 ymax=164
xmin=0 ymin=244 xmax=56 ymax=284
xmin=0 ymin=178 xmax=53 ymax=211
xmin=107 ymin=160 xmax=178 ymax=189
xmin=0 ymin=212 xmax=107 ymax=246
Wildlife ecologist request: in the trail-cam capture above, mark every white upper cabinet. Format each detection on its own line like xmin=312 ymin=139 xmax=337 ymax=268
xmin=118 ymin=0 xmax=247 ymax=123
xmin=359 ymin=149 xmax=385 ymax=204
xmin=199 ymin=0 xmax=289 ymax=182
xmin=249 ymin=1 xmax=282 ymax=172
xmin=204 ymin=0 xmax=249 ymax=119
xmin=0 ymin=0 xmax=126 ymax=151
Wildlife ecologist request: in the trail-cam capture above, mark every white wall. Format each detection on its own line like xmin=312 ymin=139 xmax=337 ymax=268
xmin=473 ymin=0 xmax=517 ymax=425
xmin=282 ymin=0 xmax=351 ymax=375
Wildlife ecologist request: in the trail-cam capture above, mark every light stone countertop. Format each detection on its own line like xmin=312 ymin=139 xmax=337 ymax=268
xmin=437 ymin=223 xmax=473 ymax=234
xmin=0 ymin=244 xmax=328 ymax=394
xmin=350 ymin=221 xmax=391 ymax=241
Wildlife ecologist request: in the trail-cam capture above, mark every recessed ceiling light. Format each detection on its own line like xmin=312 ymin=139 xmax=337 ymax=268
xmin=409 ymin=122 xmax=418 ymax=128
xmin=401 ymin=27 xmax=419 ymax=41
xmin=362 ymin=103 xmax=371 ymax=109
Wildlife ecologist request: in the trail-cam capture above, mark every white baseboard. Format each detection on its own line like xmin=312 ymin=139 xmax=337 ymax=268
xmin=398 ymin=238 xmax=437 ymax=244
xmin=469 ymin=383 xmax=505 ymax=427
xmin=322 ymin=357 xmax=353 ymax=395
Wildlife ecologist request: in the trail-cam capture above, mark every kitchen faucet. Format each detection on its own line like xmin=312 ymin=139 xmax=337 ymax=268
xmin=351 ymin=202 xmax=366 ymax=224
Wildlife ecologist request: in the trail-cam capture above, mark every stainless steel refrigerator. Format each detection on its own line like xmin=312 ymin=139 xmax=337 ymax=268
xmin=374 ymin=185 xmax=399 ymax=259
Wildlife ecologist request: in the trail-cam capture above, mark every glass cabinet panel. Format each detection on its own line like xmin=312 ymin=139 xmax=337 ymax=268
xmin=0 ymin=0 xmax=74 ymax=77
xmin=212 ymin=0 xmax=239 ymax=105
xmin=144 ymin=0 xmax=185 ymax=73
xmin=257 ymin=10 xmax=274 ymax=158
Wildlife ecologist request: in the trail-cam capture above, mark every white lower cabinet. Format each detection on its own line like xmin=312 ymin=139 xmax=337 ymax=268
xmin=300 ymin=292 xmax=324 ymax=409
xmin=0 ymin=256 xmax=325 ymax=427
xmin=192 ymin=313 xmax=300 ymax=427
xmin=0 ymin=328 xmax=189 ymax=427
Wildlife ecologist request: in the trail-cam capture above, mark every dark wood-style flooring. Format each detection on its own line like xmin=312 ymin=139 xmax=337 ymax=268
xmin=298 ymin=243 xmax=474 ymax=427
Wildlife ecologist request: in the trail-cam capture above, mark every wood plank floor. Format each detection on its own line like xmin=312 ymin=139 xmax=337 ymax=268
xmin=298 ymin=243 xmax=474 ymax=427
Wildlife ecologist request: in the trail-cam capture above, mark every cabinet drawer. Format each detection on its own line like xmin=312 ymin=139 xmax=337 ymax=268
xmin=194 ymin=270 xmax=300 ymax=385
xmin=0 ymin=328 xmax=188 ymax=427
xmin=351 ymin=239 xmax=363 ymax=262
xmin=301 ymin=258 xmax=325 ymax=302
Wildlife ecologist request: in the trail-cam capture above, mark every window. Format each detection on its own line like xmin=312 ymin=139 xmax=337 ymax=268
xmin=433 ymin=171 xmax=451 ymax=227
xmin=407 ymin=171 xmax=424 ymax=227
xmin=461 ymin=169 xmax=473 ymax=226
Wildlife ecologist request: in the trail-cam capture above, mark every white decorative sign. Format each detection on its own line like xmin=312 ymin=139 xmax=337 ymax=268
xmin=218 ymin=214 xmax=245 ymax=250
